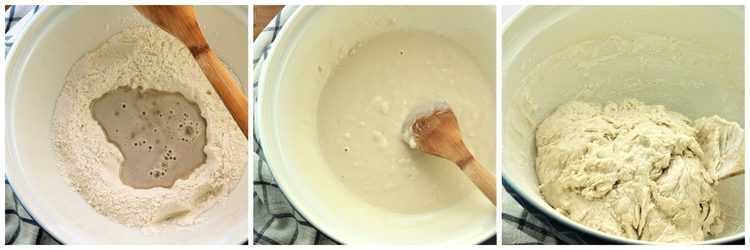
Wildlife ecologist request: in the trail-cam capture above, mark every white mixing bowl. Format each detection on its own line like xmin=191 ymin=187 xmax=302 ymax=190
xmin=503 ymin=6 xmax=744 ymax=244
xmin=257 ymin=6 xmax=496 ymax=244
xmin=5 ymin=6 xmax=248 ymax=244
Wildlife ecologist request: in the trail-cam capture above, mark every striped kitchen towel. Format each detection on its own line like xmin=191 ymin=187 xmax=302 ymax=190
xmin=4 ymin=5 xmax=61 ymax=245
xmin=502 ymin=183 xmax=568 ymax=244
xmin=5 ymin=5 xmax=40 ymax=56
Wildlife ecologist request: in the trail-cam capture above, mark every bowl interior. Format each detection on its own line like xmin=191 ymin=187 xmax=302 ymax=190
xmin=259 ymin=6 xmax=496 ymax=244
xmin=6 ymin=6 xmax=248 ymax=244
xmin=502 ymin=6 xmax=744 ymax=243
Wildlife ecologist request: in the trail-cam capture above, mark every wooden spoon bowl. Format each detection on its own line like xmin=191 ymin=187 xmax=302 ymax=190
xmin=404 ymin=102 xmax=496 ymax=205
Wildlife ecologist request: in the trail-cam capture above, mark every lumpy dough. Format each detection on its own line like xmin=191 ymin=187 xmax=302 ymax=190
xmin=317 ymin=31 xmax=495 ymax=213
xmin=535 ymin=99 xmax=743 ymax=242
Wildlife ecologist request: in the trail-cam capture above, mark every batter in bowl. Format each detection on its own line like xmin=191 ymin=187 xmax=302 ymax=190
xmin=52 ymin=26 xmax=245 ymax=228
xmin=317 ymin=31 xmax=496 ymax=213
xmin=536 ymin=99 xmax=743 ymax=242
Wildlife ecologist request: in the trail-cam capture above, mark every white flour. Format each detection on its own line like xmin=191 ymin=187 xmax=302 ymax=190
xmin=51 ymin=26 xmax=246 ymax=229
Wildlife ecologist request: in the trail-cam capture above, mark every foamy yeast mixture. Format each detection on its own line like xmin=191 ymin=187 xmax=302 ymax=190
xmin=317 ymin=31 xmax=495 ymax=213
xmin=91 ymin=86 xmax=207 ymax=189
xmin=52 ymin=26 xmax=245 ymax=228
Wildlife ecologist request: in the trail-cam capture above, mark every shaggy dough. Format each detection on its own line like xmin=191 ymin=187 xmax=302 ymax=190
xmin=535 ymin=99 xmax=743 ymax=242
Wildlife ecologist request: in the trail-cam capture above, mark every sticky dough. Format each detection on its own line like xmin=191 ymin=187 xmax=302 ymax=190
xmin=535 ymin=99 xmax=743 ymax=242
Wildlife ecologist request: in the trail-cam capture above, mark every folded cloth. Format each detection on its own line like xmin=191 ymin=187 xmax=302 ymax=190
xmin=502 ymin=186 xmax=564 ymax=244
xmin=5 ymin=5 xmax=40 ymax=56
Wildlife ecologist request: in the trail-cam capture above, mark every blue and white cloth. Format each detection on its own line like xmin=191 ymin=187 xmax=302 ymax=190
xmin=502 ymin=184 xmax=577 ymax=244
xmin=5 ymin=5 xmax=61 ymax=245
xmin=5 ymin=5 xmax=40 ymax=56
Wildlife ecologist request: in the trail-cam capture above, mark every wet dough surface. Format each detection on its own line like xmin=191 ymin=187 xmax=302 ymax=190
xmin=535 ymin=99 xmax=742 ymax=242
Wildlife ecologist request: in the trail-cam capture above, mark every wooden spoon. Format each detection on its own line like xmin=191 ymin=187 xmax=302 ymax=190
xmin=402 ymin=102 xmax=496 ymax=205
xmin=134 ymin=5 xmax=248 ymax=138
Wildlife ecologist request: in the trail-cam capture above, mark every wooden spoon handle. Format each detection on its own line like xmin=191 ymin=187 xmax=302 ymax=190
xmin=193 ymin=49 xmax=249 ymax=138
xmin=134 ymin=5 xmax=248 ymax=138
xmin=461 ymin=158 xmax=496 ymax=205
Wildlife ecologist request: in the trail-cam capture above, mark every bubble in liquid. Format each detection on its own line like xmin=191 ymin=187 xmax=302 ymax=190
xmin=148 ymin=168 xmax=166 ymax=179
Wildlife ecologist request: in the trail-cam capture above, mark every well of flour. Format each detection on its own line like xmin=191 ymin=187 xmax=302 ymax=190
xmin=535 ymin=99 xmax=743 ymax=242
xmin=52 ymin=26 xmax=246 ymax=228
xmin=91 ymin=86 xmax=207 ymax=189
xmin=317 ymin=31 xmax=495 ymax=213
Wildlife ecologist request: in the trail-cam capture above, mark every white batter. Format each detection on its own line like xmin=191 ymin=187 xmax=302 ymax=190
xmin=536 ymin=99 xmax=743 ymax=242
xmin=317 ymin=31 xmax=495 ymax=213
